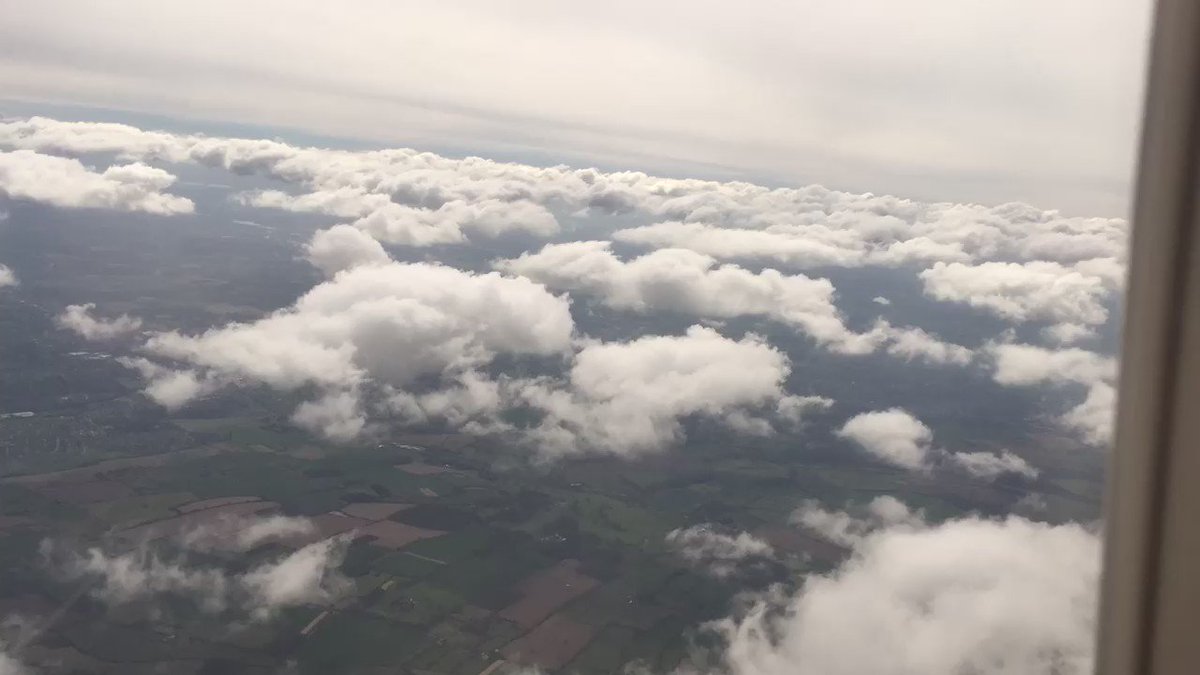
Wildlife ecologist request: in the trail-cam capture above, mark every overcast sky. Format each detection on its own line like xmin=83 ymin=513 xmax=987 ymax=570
xmin=0 ymin=0 xmax=1153 ymax=215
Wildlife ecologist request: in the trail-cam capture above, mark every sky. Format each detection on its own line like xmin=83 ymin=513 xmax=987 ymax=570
xmin=0 ymin=0 xmax=1153 ymax=216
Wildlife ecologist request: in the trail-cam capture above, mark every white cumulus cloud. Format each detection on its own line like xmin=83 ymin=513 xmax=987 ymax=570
xmin=836 ymin=409 xmax=933 ymax=470
xmin=666 ymin=525 xmax=775 ymax=578
xmin=497 ymin=242 xmax=879 ymax=354
xmin=0 ymin=149 xmax=193 ymax=214
xmin=987 ymin=342 xmax=1117 ymax=446
xmin=56 ymin=303 xmax=143 ymax=340
xmin=304 ymin=224 xmax=391 ymax=276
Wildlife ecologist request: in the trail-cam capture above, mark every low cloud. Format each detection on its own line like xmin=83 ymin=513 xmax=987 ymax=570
xmin=239 ymin=537 xmax=351 ymax=621
xmin=57 ymin=303 xmax=143 ymax=340
xmin=792 ymin=495 xmax=924 ymax=547
xmin=919 ymin=260 xmax=1114 ymax=330
xmin=836 ymin=409 xmax=933 ymax=470
xmin=497 ymin=242 xmax=879 ymax=355
xmin=666 ymin=525 xmax=775 ymax=578
xmin=1042 ymin=322 xmax=1094 ymax=345
xmin=988 ymin=342 xmax=1117 ymax=446
xmin=125 ymin=261 xmax=575 ymax=432
xmin=836 ymin=408 xmax=1041 ymax=479
xmin=0 ymin=149 xmax=193 ymax=214
xmin=243 ymin=188 xmax=559 ymax=247
xmin=881 ymin=324 xmax=972 ymax=366
xmin=511 ymin=326 xmax=814 ymax=457
xmin=613 ymin=221 xmax=868 ymax=269
xmin=304 ymin=224 xmax=391 ymax=276
xmin=498 ymin=242 xmax=970 ymax=362
xmin=178 ymin=514 xmax=316 ymax=553
xmin=0 ymin=648 xmax=27 ymax=675
xmin=391 ymin=327 xmax=828 ymax=457
xmin=948 ymin=450 xmax=1039 ymax=481
xmin=709 ymin=512 xmax=1100 ymax=675
xmin=0 ymin=264 xmax=16 ymax=289
xmin=44 ymin=524 xmax=350 ymax=622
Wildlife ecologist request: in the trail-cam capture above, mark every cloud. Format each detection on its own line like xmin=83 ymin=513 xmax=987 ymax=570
xmin=613 ymin=206 xmax=1126 ymax=274
xmin=948 ymin=450 xmax=1039 ymax=481
xmin=665 ymin=525 xmax=775 ymax=578
xmin=386 ymin=335 xmax=831 ymax=457
xmin=1042 ymin=322 xmax=1094 ymax=345
xmin=118 ymin=249 xmax=827 ymax=454
xmin=989 ymin=343 xmax=1116 ymax=388
xmin=126 ymin=261 xmax=575 ymax=433
xmin=710 ymin=512 xmax=1100 ymax=675
xmin=117 ymin=356 xmax=222 ymax=410
xmin=836 ymin=409 xmax=932 ymax=470
xmin=304 ymin=224 xmax=391 ymax=276
xmin=871 ymin=296 xmax=890 ymax=306
xmin=792 ymin=495 xmax=924 ymax=547
xmin=0 ymin=149 xmax=193 ymax=214
xmin=881 ymin=324 xmax=972 ymax=366
xmin=613 ymin=221 xmax=868 ymax=269
xmin=1059 ymin=382 xmax=1117 ymax=446
xmin=0 ymin=118 xmax=1130 ymax=274
xmin=836 ymin=408 xmax=1039 ymax=479
xmin=292 ymin=390 xmax=369 ymax=443
xmin=511 ymin=326 xmax=810 ymax=457
xmin=49 ymin=543 xmax=232 ymax=612
xmin=178 ymin=514 xmax=316 ymax=553
xmin=497 ymin=242 xmax=879 ymax=354
xmin=987 ymin=342 xmax=1117 ymax=445
xmin=0 ymin=265 xmax=16 ymax=289
xmin=244 ymin=187 xmax=561 ymax=247
xmin=0 ymin=648 xmax=27 ymax=675
xmin=45 ymin=528 xmax=351 ymax=621
xmin=919 ymin=260 xmax=1112 ymax=327
xmin=239 ymin=537 xmax=352 ymax=621
xmin=499 ymin=242 xmax=970 ymax=362
xmin=56 ymin=303 xmax=143 ymax=340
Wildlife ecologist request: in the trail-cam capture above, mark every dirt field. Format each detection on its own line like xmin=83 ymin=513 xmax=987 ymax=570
xmin=341 ymin=502 xmax=412 ymax=521
xmin=176 ymin=496 xmax=262 ymax=513
xmin=756 ymin=525 xmax=849 ymax=564
xmin=397 ymin=463 xmax=453 ymax=476
xmin=0 ymin=515 xmax=32 ymax=530
xmin=358 ymin=520 xmax=445 ymax=549
xmin=2 ymin=444 xmax=234 ymax=485
xmin=499 ymin=559 xmax=600 ymax=630
xmin=35 ymin=480 xmax=133 ymax=504
xmin=284 ymin=513 xmax=371 ymax=547
xmin=115 ymin=500 xmax=281 ymax=544
xmin=501 ymin=613 xmax=597 ymax=669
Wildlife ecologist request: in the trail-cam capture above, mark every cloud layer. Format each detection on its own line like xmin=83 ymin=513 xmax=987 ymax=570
xmin=0 ymin=117 xmax=1121 ymax=450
